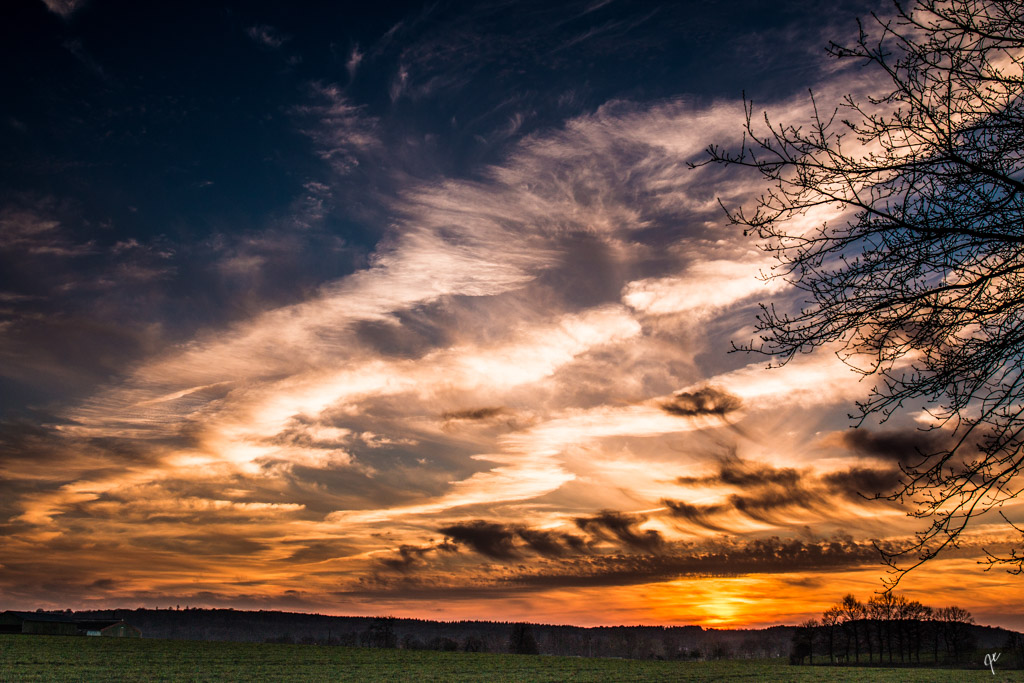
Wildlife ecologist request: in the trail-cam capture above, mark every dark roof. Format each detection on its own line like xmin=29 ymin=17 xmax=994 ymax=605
xmin=77 ymin=620 xmax=126 ymax=630
xmin=2 ymin=612 xmax=136 ymax=633
xmin=3 ymin=611 xmax=80 ymax=624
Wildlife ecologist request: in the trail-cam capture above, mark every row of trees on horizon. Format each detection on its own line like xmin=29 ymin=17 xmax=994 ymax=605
xmin=790 ymin=593 xmax=987 ymax=666
xmin=68 ymin=607 xmax=791 ymax=659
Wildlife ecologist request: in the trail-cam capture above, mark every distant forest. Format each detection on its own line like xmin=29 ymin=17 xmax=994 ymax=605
xmin=30 ymin=606 xmax=1017 ymax=665
xmin=790 ymin=593 xmax=1024 ymax=669
xmin=70 ymin=608 xmax=779 ymax=659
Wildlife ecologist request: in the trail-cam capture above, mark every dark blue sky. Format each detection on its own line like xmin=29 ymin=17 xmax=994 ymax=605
xmin=4 ymin=0 xmax=842 ymax=233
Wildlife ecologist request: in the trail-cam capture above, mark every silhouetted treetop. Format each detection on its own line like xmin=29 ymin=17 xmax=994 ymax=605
xmin=701 ymin=0 xmax=1024 ymax=582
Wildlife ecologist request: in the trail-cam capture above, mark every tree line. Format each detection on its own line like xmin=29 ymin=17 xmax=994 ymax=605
xmin=69 ymin=608 xmax=792 ymax=659
xmin=790 ymin=593 xmax=980 ymax=666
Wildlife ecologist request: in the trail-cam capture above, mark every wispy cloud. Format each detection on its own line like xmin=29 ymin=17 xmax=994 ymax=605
xmin=246 ymin=25 xmax=289 ymax=49
xmin=41 ymin=0 xmax=85 ymax=18
xmin=346 ymin=45 xmax=363 ymax=81
xmin=623 ymin=256 xmax=785 ymax=318
xmin=292 ymin=83 xmax=381 ymax=174
xmin=0 ymin=205 xmax=94 ymax=258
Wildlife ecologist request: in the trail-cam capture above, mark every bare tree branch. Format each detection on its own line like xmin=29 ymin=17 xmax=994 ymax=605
xmin=700 ymin=0 xmax=1024 ymax=586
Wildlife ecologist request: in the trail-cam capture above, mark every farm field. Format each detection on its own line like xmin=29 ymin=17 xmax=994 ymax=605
xmin=0 ymin=634 xmax=1021 ymax=682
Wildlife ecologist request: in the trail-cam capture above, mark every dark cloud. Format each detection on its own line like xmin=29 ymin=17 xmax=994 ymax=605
xmin=439 ymin=520 xmax=519 ymax=559
xmin=727 ymin=488 xmax=826 ymax=525
xmin=509 ymin=536 xmax=890 ymax=589
xmin=678 ymin=456 xmax=799 ymax=488
xmin=574 ymin=510 xmax=664 ymax=553
xmin=666 ymin=484 xmax=825 ymax=531
xmin=440 ymin=407 xmax=504 ymax=421
xmin=840 ymin=428 xmax=944 ymax=466
xmin=346 ymin=534 xmax=899 ymax=601
xmin=365 ymin=536 xmax=895 ymax=599
xmin=433 ymin=498 xmax=891 ymax=570
xmin=515 ymin=528 xmax=585 ymax=558
xmin=430 ymin=518 xmax=595 ymax=562
xmin=380 ymin=544 xmax=434 ymax=573
xmin=561 ymin=533 xmax=589 ymax=554
xmin=437 ymin=520 xmax=586 ymax=560
xmin=661 ymin=499 xmax=729 ymax=532
xmin=721 ymin=462 xmax=800 ymax=487
xmin=661 ymin=386 xmax=741 ymax=417
xmin=822 ymin=466 xmax=903 ymax=500
xmin=669 ymin=456 xmax=902 ymax=531
xmin=378 ymin=540 xmax=458 ymax=573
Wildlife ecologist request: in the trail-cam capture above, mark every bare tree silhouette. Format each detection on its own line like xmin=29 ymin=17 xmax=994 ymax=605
xmin=701 ymin=0 xmax=1024 ymax=583
xmin=800 ymin=594 xmax=976 ymax=666
xmin=509 ymin=623 xmax=539 ymax=655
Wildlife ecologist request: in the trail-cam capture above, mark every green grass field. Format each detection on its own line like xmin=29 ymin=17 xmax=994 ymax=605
xmin=1 ymin=634 xmax=1021 ymax=682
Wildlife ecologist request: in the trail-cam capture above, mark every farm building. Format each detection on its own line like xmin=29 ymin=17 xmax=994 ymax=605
xmin=0 ymin=611 xmax=140 ymax=637
xmin=0 ymin=611 xmax=81 ymax=636
xmin=77 ymin=619 xmax=141 ymax=637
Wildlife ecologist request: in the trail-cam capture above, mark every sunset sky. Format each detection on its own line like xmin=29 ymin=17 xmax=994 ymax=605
xmin=3 ymin=0 xmax=1023 ymax=630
